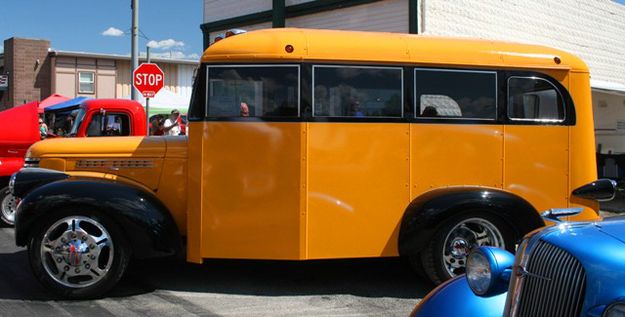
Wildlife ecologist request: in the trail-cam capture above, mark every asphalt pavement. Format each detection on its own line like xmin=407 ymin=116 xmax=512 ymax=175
xmin=0 ymin=227 xmax=430 ymax=316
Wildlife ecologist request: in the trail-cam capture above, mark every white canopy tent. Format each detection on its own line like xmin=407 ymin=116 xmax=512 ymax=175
xmin=124 ymin=88 xmax=190 ymax=116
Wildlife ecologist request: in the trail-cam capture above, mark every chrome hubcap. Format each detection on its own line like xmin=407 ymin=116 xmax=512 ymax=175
xmin=1 ymin=191 xmax=18 ymax=224
xmin=40 ymin=216 xmax=114 ymax=288
xmin=442 ymin=217 xmax=504 ymax=277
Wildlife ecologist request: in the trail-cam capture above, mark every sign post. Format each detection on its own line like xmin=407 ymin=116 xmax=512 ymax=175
xmin=132 ymin=62 xmax=164 ymax=135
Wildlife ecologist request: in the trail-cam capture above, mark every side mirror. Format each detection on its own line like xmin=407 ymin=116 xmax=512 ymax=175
xmin=572 ymin=179 xmax=617 ymax=202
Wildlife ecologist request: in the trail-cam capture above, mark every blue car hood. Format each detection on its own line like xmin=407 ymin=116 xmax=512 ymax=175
xmin=539 ymin=216 xmax=625 ymax=314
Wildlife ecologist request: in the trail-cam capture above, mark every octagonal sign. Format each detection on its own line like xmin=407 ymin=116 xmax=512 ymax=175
xmin=133 ymin=63 xmax=164 ymax=98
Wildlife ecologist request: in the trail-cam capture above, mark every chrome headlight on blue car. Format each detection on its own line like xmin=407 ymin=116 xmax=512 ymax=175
xmin=605 ymin=302 xmax=625 ymax=317
xmin=466 ymin=247 xmax=515 ymax=297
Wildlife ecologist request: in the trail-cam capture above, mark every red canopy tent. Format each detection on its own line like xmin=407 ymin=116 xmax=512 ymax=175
xmin=37 ymin=93 xmax=70 ymax=113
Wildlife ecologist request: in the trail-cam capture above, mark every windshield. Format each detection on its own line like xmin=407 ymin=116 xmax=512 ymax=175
xmin=69 ymin=108 xmax=86 ymax=136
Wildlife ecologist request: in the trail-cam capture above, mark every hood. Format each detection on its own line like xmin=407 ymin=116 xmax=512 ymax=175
xmin=0 ymin=102 xmax=40 ymax=148
xmin=27 ymin=136 xmax=167 ymax=159
xmin=539 ymin=218 xmax=625 ymax=312
xmin=594 ymin=215 xmax=625 ymax=244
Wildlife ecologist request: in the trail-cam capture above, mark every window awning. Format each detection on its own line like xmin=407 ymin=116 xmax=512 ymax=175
xmin=591 ymin=79 xmax=625 ymax=96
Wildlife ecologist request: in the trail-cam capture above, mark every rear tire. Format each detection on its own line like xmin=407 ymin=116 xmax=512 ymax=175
xmin=0 ymin=186 xmax=17 ymax=226
xmin=420 ymin=211 xmax=515 ymax=284
xmin=28 ymin=209 xmax=130 ymax=299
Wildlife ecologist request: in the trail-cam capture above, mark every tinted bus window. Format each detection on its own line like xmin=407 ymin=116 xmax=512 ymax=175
xmin=313 ymin=66 xmax=403 ymax=118
xmin=206 ymin=65 xmax=300 ymax=117
xmin=508 ymin=77 xmax=564 ymax=122
xmin=415 ymin=69 xmax=497 ymax=120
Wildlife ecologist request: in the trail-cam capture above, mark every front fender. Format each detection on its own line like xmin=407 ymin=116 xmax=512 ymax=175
xmin=411 ymin=276 xmax=506 ymax=317
xmin=15 ymin=178 xmax=182 ymax=259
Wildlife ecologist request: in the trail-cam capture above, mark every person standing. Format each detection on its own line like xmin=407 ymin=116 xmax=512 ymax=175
xmin=163 ymin=109 xmax=181 ymax=136
xmin=38 ymin=118 xmax=48 ymax=139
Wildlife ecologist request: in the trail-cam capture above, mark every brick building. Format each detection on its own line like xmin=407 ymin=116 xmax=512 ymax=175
xmin=201 ymin=0 xmax=625 ymax=156
xmin=0 ymin=37 xmax=197 ymax=111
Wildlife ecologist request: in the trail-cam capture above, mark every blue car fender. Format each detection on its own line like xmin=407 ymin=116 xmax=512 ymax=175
xmin=410 ymin=276 xmax=506 ymax=317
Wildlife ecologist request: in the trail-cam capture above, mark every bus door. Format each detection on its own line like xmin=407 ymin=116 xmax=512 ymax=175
xmin=503 ymin=73 xmax=570 ymax=212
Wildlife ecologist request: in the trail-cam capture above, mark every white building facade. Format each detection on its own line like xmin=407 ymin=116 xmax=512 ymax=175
xmin=202 ymin=0 xmax=625 ymax=153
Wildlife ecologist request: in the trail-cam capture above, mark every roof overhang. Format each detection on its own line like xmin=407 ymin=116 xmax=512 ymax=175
xmin=591 ymin=79 xmax=625 ymax=97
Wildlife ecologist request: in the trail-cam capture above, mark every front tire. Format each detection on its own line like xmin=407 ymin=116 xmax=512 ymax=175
xmin=0 ymin=186 xmax=18 ymax=226
xmin=28 ymin=210 xmax=130 ymax=299
xmin=418 ymin=211 xmax=515 ymax=284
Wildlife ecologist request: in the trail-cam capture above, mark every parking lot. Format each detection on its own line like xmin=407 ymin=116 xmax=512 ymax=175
xmin=0 ymin=227 xmax=430 ymax=316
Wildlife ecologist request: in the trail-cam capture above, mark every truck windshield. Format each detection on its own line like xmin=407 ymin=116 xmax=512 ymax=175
xmin=69 ymin=108 xmax=86 ymax=136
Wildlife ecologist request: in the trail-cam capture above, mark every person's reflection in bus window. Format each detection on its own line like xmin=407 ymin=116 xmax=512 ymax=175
xmin=349 ymin=100 xmax=364 ymax=117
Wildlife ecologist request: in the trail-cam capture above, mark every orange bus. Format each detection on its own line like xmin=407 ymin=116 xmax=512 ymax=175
xmin=12 ymin=28 xmax=599 ymax=297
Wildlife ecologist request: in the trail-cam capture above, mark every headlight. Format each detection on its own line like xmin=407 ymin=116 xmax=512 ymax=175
xmin=604 ymin=302 xmax=625 ymax=317
xmin=466 ymin=247 xmax=515 ymax=296
xmin=466 ymin=251 xmax=492 ymax=295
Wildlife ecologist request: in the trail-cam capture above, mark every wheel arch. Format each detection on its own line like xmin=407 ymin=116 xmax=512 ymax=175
xmin=398 ymin=187 xmax=544 ymax=256
xmin=15 ymin=178 xmax=182 ymax=260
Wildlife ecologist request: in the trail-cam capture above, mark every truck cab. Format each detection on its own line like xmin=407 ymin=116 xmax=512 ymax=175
xmin=0 ymin=99 xmax=147 ymax=225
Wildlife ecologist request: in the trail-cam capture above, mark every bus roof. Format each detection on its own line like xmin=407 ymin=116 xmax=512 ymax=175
xmin=201 ymin=28 xmax=587 ymax=72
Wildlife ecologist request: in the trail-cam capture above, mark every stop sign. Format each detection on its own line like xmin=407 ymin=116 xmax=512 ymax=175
xmin=133 ymin=63 xmax=164 ymax=98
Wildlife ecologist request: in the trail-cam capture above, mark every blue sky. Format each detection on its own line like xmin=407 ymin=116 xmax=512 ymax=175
xmin=0 ymin=0 xmax=202 ymax=60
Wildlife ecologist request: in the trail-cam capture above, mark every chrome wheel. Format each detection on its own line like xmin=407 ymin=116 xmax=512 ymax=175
xmin=40 ymin=216 xmax=114 ymax=288
xmin=441 ymin=217 xmax=504 ymax=277
xmin=1 ymin=188 xmax=18 ymax=226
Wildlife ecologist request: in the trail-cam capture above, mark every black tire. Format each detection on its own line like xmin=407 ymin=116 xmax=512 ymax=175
xmin=0 ymin=186 xmax=18 ymax=227
xmin=28 ymin=208 xmax=131 ymax=299
xmin=420 ymin=211 xmax=515 ymax=285
xmin=407 ymin=253 xmax=429 ymax=281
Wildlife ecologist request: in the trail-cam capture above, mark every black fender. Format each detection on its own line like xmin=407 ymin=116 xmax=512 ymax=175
xmin=10 ymin=167 xmax=69 ymax=198
xmin=398 ymin=187 xmax=544 ymax=256
xmin=15 ymin=178 xmax=182 ymax=260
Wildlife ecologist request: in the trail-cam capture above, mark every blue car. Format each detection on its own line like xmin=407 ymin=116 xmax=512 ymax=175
xmin=412 ymin=179 xmax=625 ymax=317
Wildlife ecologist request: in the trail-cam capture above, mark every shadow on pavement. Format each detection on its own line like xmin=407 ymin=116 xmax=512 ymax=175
xmin=0 ymin=247 xmax=433 ymax=301
xmin=127 ymin=256 xmax=434 ymax=299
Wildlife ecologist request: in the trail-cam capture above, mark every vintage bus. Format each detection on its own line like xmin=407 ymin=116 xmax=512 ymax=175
xmin=11 ymin=28 xmax=599 ymax=297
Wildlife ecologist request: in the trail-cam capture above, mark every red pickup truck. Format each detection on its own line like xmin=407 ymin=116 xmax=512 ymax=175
xmin=0 ymin=99 xmax=147 ymax=225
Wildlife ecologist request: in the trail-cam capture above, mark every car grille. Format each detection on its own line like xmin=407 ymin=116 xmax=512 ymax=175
xmin=515 ymin=240 xmax=586 ymax=317
xmin=23 ymin=158 xmax=40 ymax=168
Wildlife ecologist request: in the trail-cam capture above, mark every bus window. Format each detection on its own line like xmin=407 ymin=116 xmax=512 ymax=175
xmin=313 ymin=65 xmax=403 ymax=118
xmin=206 ymin=65 xmax=299 ymax=117
xmin=415 ymin=69 xmax=497 ymax=120
xmin=507 ymin=77 xmax=564 ymax=122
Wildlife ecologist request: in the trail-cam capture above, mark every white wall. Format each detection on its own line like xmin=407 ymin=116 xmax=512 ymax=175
xmin=204 ymin=0 xmax=271 ymax=23
xmin=177 ymin=64 xmax=196 ymax=101
xmin=422 ymin=0 xmax=625 ymax=87
xmin=286 ymin=0 xmax=408 ymax=32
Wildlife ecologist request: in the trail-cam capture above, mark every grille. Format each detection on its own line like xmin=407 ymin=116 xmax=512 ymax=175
xmin=23 ymin=158 xmax=40 ymax=168
xmin=516 ymin=240 xmax=586 ymax=317
xmin=76 ymin=160 xmax=154 ymax=169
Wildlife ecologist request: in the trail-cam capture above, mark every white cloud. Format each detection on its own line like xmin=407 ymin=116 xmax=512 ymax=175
xmin=148 ymin=51 xmax=200 ymax=60
xmin=147 ymin=39 xmax=185 ymax=50
xmin=102 ymin=27 xmax=124 ymax=37
xmin=0 ymin=45 xmax=3 ymax=54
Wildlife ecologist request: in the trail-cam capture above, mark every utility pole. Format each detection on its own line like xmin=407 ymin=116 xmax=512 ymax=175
xmin=146 ymin=45 xmax=150 ymax=134
xmin=131 ymin=0 xmax=139 ymax=100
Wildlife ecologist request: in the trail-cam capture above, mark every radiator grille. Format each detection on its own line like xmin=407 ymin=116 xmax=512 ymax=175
xmin=516 ymin=240 xmax=586 ymax=317
xmin=76 ymin=160 xmax=154 ymax=169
